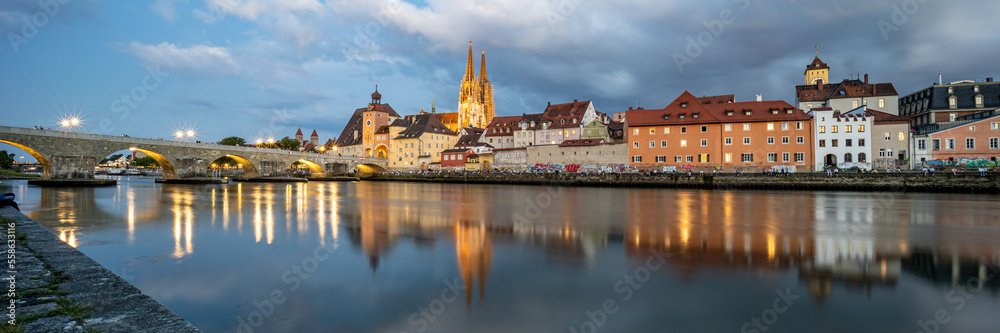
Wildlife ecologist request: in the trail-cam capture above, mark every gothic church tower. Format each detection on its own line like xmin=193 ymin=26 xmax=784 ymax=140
xmin=458 ymin=41 xmax=495 ymax=129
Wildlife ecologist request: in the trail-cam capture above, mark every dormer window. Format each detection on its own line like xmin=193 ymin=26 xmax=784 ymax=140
xmin=663 ymin=114 xmax=670 ymax=120
xmin=692 ymin=113 xmax=699 ymax=119
xmin=572 ymin=118 xmax=577 ymax=124
xmin=726 ymin=110 xmax=733 ymax=117
xmin=679 ymin=114 xmax=686 ymax=120
xmin=786 ymin=109 xmax=793 ymax=114
xmin=560 ymin=119 xmax=565 ymax=124
xmin=680 ymin=103 xmax=688 ymax=108
xmin=771 ymin=109 xmax=778 ymax=115
xmin=744 ymin=110 xmax=752 ymax=116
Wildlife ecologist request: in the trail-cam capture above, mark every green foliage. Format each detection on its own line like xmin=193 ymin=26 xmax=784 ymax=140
xmin=212 ymin=156 xmax=238 ymax=167
xmin=100 ymin=154 xmax=124 ymax=164
xmin=278 ymin=136 xmax=300 ymax=151
xmin=0 ymin=150 xmax=15 ymax=169
xmin=218 ymin=136 xmax=247 ymax=146
xmin=133 ymin=156 xmax=159 ymax=167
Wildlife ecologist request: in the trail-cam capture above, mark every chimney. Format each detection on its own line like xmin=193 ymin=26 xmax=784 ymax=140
xmin=988 ymin=77 xmax=995 ymax=83
xmin=628 ymin=107 xmax=633 ymax=111
xmin=547 ymin=102 xmax=551 ymax=107
xmin=756 ymin=94 xmax=763 ymax=102
xmin=939 ymin=73 xmax=943 ymax=85
xmin=574 ymin=99 xmax=578 ymax=103
xmin=864 ymin=74 xmax=868 ymax=84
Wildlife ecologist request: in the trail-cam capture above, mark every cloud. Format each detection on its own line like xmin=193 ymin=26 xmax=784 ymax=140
xmin=201 ymin=0 xmax=328 ymax=47
xmin=128 ymin=42 xmax=242 ymax=77
xmin=152 ymin=0 xmax=185 ymax=21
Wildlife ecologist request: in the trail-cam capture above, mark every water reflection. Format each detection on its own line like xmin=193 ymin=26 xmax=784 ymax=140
xmin=9 ymin=179 xmax=1000 ymax=331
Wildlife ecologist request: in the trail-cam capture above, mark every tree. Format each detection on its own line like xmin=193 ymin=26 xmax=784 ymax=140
xmin=0 ymin=150 xmax=14 ymax=170
xmin=211 ymin=156 xmax=238 ymax=168
xmin=133 ymin=156 xmax=159 ymax=167
xmin=278 ymin=136 xmax=300 ymax=151
xmin=218 ymin=136 xmax=247 ymax=146
xmin=101 ymin=154 xmax=124 ymax=165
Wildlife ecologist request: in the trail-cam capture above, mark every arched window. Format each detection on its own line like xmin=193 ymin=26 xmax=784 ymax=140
xmin=858 ymin=153 xmax=867 ymax=163
xmin=844 ymin=153 xmax=853 ymax=163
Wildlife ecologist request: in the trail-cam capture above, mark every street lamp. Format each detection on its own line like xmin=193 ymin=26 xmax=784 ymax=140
xmin=58 ymin=116 xmax=83 ymax=132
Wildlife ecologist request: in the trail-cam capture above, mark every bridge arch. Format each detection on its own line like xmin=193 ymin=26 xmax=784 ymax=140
xmin=356 ymin=164 xmax=386 ymax=174
xmin=211 ymin=154 xmax=260 ymax=178
xmin=127 ymin=148 xmax=177 ymax=178
xmin=374 ymin=144 xmax=389 ymax=159
xmin=0 ymin=139 xmax=51 ymax=178
xmin=295 ymin=159 xmax=326 ymax=178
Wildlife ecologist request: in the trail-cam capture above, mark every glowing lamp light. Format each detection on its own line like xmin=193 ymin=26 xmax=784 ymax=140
xmin=175 ymin=131 xmax=184 ymax=138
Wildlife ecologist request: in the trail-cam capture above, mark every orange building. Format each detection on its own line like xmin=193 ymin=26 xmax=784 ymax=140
xmin=627 ymin=91 xmax=814 ymax=172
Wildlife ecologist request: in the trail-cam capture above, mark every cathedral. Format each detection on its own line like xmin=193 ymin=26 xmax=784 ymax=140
xmin=457 ymin=41 xmax=495 ymax=129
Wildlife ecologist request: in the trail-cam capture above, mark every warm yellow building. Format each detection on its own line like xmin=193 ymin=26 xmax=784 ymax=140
xmin=393 ymin=113 xmax=458 ymax=169
xmin=457 ymin=41 xmax=495 ymax=129
xmin=805 ymin=56 xmax=829 ymax=85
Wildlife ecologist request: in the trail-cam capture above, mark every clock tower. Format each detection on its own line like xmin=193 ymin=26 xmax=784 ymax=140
xmin=805 ymin=56 xmax=829 ymax=85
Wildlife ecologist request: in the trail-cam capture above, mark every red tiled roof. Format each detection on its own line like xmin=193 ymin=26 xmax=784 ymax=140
xmin=804 ymin=57 xmax=829 ymax=74
xmin=797 ymin=79 xmax=897 ymax=102
xmin=697 ymin=94 xmax=735 ymax=104
xmin=484 ymin=115 xmax=522 ymax=137
xmin=866 ymin=109 xmax=910 ymax=124
xmin=542 ymin=100 xmax=591 ymax=129
xmin=395 ymin=113 xmax=457 ymax=139
xmin=295 ymin=128 xmax=303 ymax=136
xmin=627 ymin=91 xmax=810 ymax=127
xmin=335 ymin=104 xmax=401 ymax=147
xmin=310 ymin=129 xmax=318 ymax=137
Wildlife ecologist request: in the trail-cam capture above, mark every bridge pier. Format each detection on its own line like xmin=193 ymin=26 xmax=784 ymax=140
xmin=259 ymin=161 xmax=285 ymax=177
xmin=325 ymin=163 xmax=350 ymax=176
xmin=50 ymin=155 xmax=95 ymax=179
xmin=174 ymin=156 xmax=208 ymax=178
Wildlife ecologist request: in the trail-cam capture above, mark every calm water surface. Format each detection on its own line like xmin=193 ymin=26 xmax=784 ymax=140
xmin=2 ymin=177 xmax=999 ymax=332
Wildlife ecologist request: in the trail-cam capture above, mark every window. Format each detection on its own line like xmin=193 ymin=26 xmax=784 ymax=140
xmin=649 ymin=141 xmax=655 ymax=148
xmin=859 ymin=125 xmax=865 ymax=132
xmin=699 ymin=154 xmax=710 ymax=163
xmin=649 ymin=128 xmax=656 ymax=135
xmin=796 ymin=122 xmax=803 ymax=130
xmin=859 ymin=138 xmax=866 ymax=147
xmin=846 ymin=139 xmax=853 ymax=147
xmin=686 ymin=156 xmax=693 ymax=162
xmin=858 ymin=153 xmax=867 ymax=162
xmin=967 ymin=138 xmax=975 ymax=150
xmin=853 ymin=101 xmax=859 ymax=108
xmin=932 ymin=139 xmax=940 ymax=151
xmin=992 ymin=123 xmax=1000 ymax=130
xmin=846 ymin=125 xmax=853 ymax=133
xmin=632 ymin=141 xmax=639 ymax=148
xmin=725 ymin=124 xmax=732 ymax=131
xmin=949 ymin=96 xmax=957 ymax=109
xmin=885 ymin=132 xmax=891 ymax=141
xmin=680 ymin=140 xmax=688 ymax=147
xmin=782 ymin=137 xmax=790 ymax=144
xmin=693 ymin=113 xmax=699 ymax=119
xmin=701 ymin=126 xmax=708 ymax=133
xmin=795 ymin=153 xmax=805 ymax=162
xmin=743 ymin=124 xmax=751 ymax=131
xmin=741 ymin=153 xmax=754 ymax=162
xmin=701 ymin=139 xmax=708 ymax=147
xmin=844 ymin=153 xmax=853 ymax=163
xmin=664 ymin=127 xmax=671 ymax=134
xmin=797 ymin=136 xmax=805 ymax=144
xmin=918 ymin=139 xmax=926 ymax=150
xmin=948 ymin=87 xmax=954 ymax=94
xmin=767 ymin=123 xmax=775 ymax=131
xmin=990 ymin=138 xmax=999 ymax=150
xmin=832 ymin=126 xmax=838 ymax=133
xmin=971 ymin=126 xmax=976 ymax=131
xmin=975 ymin=85 xmax=980 ymax=93
xmin=767 ymin=153 xmax=777 ymax=162
xmin=681 ymin=127 xmax=687 ymax=134
xmin=819 ymin=126 xmax=826 ymax=134
xmin=899 ymin=132 xmax=905 ymax=141
xmin=724 ymin=153 xmax=733 ymax=163
xmin=819 ymin=139 xmax=826 ymax=147
xmin=782 ymin=153 xmax=790 ymax=162
xmin=675 ymin=156 xmax=683 ymax=162
xmin=743 ymin=137 xmax=751 ymax=145
xmin=832 ymin=139 xmax=839 ymax=147
xmin=725 ymin=137 xmax=733 ymax=145
xmin=661 ymin=140 xmax=668 ymax=148
xmin=946 ymin=138 xmax=955 ymax=150
xmin=632 ymin=156 xmax=642 ymax=163
xmin=633 ymin=129 xmax=639 ymax=135
xmin=878 ymin=98 xmax=885 ymax=108
xmin=767 ymin=137 xmax=775 ymax=144
xmin=656 ymin=156 xmax=666 ymax=163
xmin=782 ymin=122 xmax=789 ymax=130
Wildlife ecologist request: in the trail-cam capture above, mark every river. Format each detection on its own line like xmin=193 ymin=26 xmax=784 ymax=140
xmin=2 ymin=177 xmax=999 ymax=332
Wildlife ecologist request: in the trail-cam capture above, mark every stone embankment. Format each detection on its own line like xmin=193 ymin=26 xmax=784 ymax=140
xmin=368 ymin=172 xmax=1000 ymax=193
xmin=0 ymin=207 xmax=200 ymax=333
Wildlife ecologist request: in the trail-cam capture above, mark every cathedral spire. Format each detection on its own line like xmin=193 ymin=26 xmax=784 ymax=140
xmin=464 ymin=41 xmax=476 ymax=82
xmin=479 ymin=49 xmax=488 ymax=83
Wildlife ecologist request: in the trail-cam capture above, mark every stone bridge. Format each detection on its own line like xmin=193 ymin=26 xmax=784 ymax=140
xmin=0 ymin=126 xmax=387 ymax=179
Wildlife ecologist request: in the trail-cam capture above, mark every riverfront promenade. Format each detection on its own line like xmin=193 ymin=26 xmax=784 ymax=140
xmin=369 ymin=171 xmax=1000 ymax=193
xmin=1 ymin=207 xmax=200 ymax=332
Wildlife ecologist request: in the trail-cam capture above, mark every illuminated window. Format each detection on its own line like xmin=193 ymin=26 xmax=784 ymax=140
xmin=831 ymin=126 xmax=838 ymax=133
xmin=680 ymin=140 xmax=688 ymax=147
xmin=819 ymin=126 xmax=825 ymax=133
xmin=649 ymin=128 xmax=656 ymax=135
xmin=846 ymin=125 xmax=852 ymax=133
xmin=885 ymin=132 xmax=891 ymax=141
xmin=899 ymin=132 xmax=905 ymax=141
xmin=724 ymin=124 xmax=732 ymax=131
xmin=664 ymin=127 xmax=670 ymax=134
xmin=633 ymin=129 xmax=639 ymax=135
xmin=743 ymin=124 xmax=751 ymax=131
xmin=699 ymin=154 xmax=710 ymax=163
xmin=724 ymin=153 xmax=732 ymax=163
xmin=859 ymin=125 xmax=865 ymax=132
xmin=767 ymin=123 xmax=775 ymax=131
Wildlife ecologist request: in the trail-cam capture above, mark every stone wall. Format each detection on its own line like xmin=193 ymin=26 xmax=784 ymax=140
xmin=493 ymin=148 xmax=527 ymax=170
xmin=525 ymin=143 xmax=627 ymax=166
xmin=50 ymin=155 xmax=95 ymax=179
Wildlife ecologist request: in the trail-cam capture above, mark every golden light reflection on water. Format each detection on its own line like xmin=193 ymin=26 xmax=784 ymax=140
xmin=127 ymin=188 xmax=135 ymax=244
xmin=58 ymin=229 xmax=77 ymax=247
xmin=172 ymin=190 xmax=194 ymax=258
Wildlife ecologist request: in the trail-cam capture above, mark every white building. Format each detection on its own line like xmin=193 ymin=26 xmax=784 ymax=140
xmin=811 ymin=106 xmax=874 ymax=170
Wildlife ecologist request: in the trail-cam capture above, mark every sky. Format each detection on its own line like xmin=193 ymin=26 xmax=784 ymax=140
xmin=2 ymin=0 xmax=999 ymax=161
